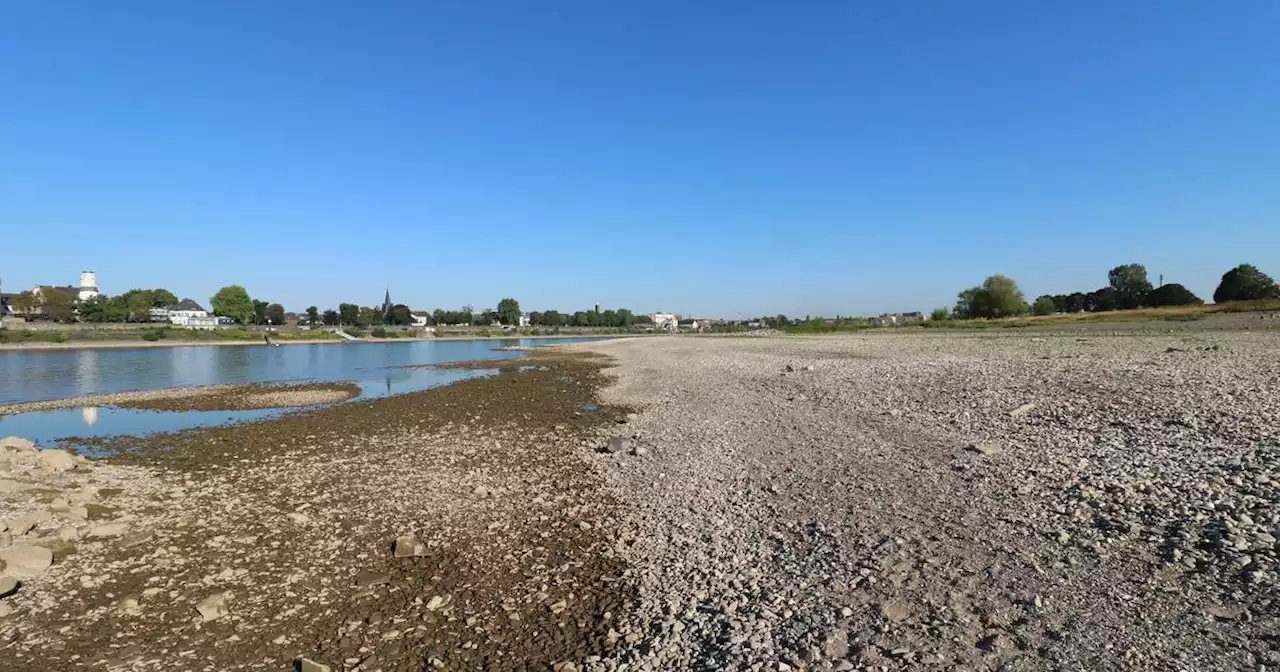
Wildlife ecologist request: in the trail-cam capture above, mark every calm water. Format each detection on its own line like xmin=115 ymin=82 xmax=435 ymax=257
xmin=0 ymin=338 xmax=600 ymax=446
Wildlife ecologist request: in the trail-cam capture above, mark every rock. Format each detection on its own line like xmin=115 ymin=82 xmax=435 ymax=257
xmin=0 ymin=437 xmax=36 ymax=452
xmin=393 ymin=534 xmax=427 ymax=558
xmin=1205 ymin=605 xmax=1246 ymax=621
xmin=195 ymin=592 xmax=230 ymax=622
xmin=1009 ymin=403 xmax=1036 ymax=418
xmin=632 ymin=445 xmax=648 ymax=456
xmin=118 ymin=596 xmax=141 ymax=614
xmin=603 ymin=436 xmax=630 ymax=454
xmin=966 ymin=442 xmax=1003 ymax=457
xmin=286 ymin=512 xmax=311 ymax=525
xmin=0 ymin=480 xmax=31 ymax=494
xmin=472 ymin=485 xmax=491 ymax=498
xmin=0 ymin=545 xmax=53 ymax=579
xmin=298 ymin=658 xmax=332 ymax=672
xmin=88 ymin=522 xmax=130 ymax=538
xmin=36 ymin=449 xmax=77 ymax=472
xmin=0 ymin=533 xmax=9 ymax=548
xmin=426 ymin=595 xmax=448 ymax=611
xmin=7 ymin=517 xmax=37 ymax=536
xmin=784 ymin=365 xmax=795 ymax=373
xmin=879 ymin=599 xmax=911 ymax=623
xmin=885 ymin=408 xmax=903 ymax=418
xmin=55 ymin=526 xmax=78 ymax=542
xmin=0 ymin=575 xmax=17 ymax=598
xmin=355 ymin=571 xmax=390 ymax=587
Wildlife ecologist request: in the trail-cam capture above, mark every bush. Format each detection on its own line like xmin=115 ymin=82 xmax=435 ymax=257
xmin=141 ymin=328 xmax=167 ymax=341
xmin=930 ymin=307 xmax=950 ymax=321
xmin=1147 ymin=283 xmax=1202 ymax=307
xmin=1032 ymin=296 xmax=1057 ymax=316
xmin=371 ymin=326 xmax=388 ymax=338
xmin=1214 ymin=264 xmax=1279 ymax=303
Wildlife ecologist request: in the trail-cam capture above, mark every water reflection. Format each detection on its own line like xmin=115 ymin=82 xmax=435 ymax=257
xmin=81 ymin=406 xmax=99 ymax=426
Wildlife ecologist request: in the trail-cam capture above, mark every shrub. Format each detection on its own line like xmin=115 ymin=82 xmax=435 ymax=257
xmin=1214 ymin=264 xmax=1279 ymax=303
xmin=1147 ymin=283 xmax=1202 ymax=307
xmin=1032 ymin=296 xmax=1057 ymax=316
xmin=371 ymin=326 xmax=388 ymax=338
xmin=141 ymin=328 xmax=167 ymax=341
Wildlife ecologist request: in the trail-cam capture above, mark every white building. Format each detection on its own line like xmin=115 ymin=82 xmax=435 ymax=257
xmin=519 ymin=313 xmax=531 ymax=328
xmin=650 ymin=313 xmax=678 ymax=332
xmin=78 ymin=271 xmax=99 ymax=301
xmin=154 ymin=299 xmax=215 ymax=328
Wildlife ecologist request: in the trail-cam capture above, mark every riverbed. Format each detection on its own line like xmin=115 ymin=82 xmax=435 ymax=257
xmin=0 ymin=337 xmax=603 ymax=445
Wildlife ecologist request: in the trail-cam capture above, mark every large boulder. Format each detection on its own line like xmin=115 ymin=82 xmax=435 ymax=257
xmin=0 ymin=437 xmax=36 ymax=453
xmin=0 ymin=545 xmax=53 ymax=579
xmin=37 ymin=449 xmax=77 ymax=472
xmin=393 ymin=534 xmax=427 ymax=558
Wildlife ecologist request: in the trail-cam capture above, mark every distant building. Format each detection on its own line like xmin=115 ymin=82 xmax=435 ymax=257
xmin=519 ymin=313 xmax=531 ymax=328
xmin=0 ymin=292 xmax=16 ymax=316
xmin=154 ymin=298 xmax=213 ymax=328
xmin=650 ymin=313 xmax=678 ymax=332
xmin=78 ymin=271 xmax=99 ymax=301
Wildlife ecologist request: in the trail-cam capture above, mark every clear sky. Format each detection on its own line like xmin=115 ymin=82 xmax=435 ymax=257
xmin=2 ymin=1 xmax=1277 ymax=317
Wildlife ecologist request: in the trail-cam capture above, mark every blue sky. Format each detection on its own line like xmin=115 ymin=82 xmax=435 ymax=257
xmin=2 ymin=1 xmax=1277 ymax=317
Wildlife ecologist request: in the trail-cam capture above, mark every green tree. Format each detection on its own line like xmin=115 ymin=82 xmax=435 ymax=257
xmin=265 ymin=303 xmax=286 ymax=325
xmin=150 ymin=289 xmax=178 ymax=307
xmin=77 ymin=295 xmax=110 ymax=323
xmin=1064 ymin=292 xmax=1087 ymax=313
xmin=497 ymin=298 xmax=521 ymax=326
xmin=955 ymin=275 xmax=1028 ymax=319
xmin=542 ymin=310 xmax=563 ymax=327
xmin=1148 ymin=283 xmax=1202 ymax=307
xmin=358 ymin=306 xmax=381 ymax=327
xmin=1032 ymin=295 xmax=1057 ymax=316
xmin=388 ymin=304 xmax=412 ymax=326
xmin=339 ymin=303 xmax=360 ymax=326
xmin=306 ymin=306 xmax=320 ymax=326
xmin=120 ymin=289 xmax=156 ymax=322
xmin=211 ymin=285 xmax=254 ymax=324
xmin=931 ymin=307 xmax=950 ymax=321
xmin=1213 ymin=264 xmax=1279 ymax=303
xmin=633 ymin=313 xmax=653 ymax=325
xmin=1086 ymin=287 xmax=1117 ymax=312
xmin=322 ymin=309 xmax=340 ymax=326
xmin=1108 ymin=264 xmax=1153 ymax=309
xmin=614 ymin=308 xmax=634 ymax=327
xmin=252 ymin=300 xmax=269 ymax=325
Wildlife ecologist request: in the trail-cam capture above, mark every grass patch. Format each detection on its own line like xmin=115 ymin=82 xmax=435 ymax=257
xmin=0 ymin=329 xmax=70 ymax=344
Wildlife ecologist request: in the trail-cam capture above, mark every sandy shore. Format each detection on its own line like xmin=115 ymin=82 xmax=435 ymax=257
xmin=2 ymin=328 xmax=1277 ymax=670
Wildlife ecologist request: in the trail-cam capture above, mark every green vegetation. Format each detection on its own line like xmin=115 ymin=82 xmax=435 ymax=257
xmin=1214 ymin=264 xmax=1279 ymax=303
xmin=954 ymin=275 xmax=1028 ymax=319
xmin=497 ymin=298 xmax=521 ymax=326
xmin=1147 ymin=283 xmax=1201 ymax=307
xmin=0 ymin=329 xmax=69 ymax=344
xmin=1032 ymin=295 xmax=1057 ymax=316
xmin=211 ymin=285 xmax=254 ymax=324
xmin=306 ymin=306 xmax=320 ymax=327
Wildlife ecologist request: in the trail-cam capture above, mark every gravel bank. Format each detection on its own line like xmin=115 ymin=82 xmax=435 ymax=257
xmin=575 ymin=330 xmax=1280 ymax=671
xmin=0 ymin=382 xmax=361 ymax=415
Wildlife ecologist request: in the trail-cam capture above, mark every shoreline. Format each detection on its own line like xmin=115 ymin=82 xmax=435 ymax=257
xmin=0 ymin=381 xmax=362 ymax=415
xmin=0 ymin=332 xmax=633 ymax=352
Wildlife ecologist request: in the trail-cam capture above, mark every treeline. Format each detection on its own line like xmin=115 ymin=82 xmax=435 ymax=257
xmin=22 ymin=287 xmax=180 ymax=323
xmin=947 ymin=263 xmax=1279 ymax=319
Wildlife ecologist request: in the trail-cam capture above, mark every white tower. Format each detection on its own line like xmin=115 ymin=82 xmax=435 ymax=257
xmin=79 ymin=271 xmax=99 ymax=301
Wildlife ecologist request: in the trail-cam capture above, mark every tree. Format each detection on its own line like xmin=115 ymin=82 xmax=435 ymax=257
xmin=931 ymin=307 xmax=950 ymax=321
xmin=1085 ymin=287 xmax=1117 ymax=312
xmin=151 ymin=289 xmax=178 ymax=307
xmin=358 ymin=306 xmax=381 ymax=327
xmin=1064 ymin=292 xmax=1088 ymax=313
xmin=1032 ymin=295 xmax=1057 ymax=316
xmin=1147 ymin=283 xmax=1202 ymax=307
xmin=496 ymin=298 xmax=521 ymax=326
xmin=18 ymin=287 xmax=77 ymax=322
xmin=954 ymin=275 xmax=1028 ymax=319
xmin=478 ymin=310 xmax=499 ymax=325
xmin=266 ymin=303 xmax=286 ymax=326
xmin=388 ymin=304 xmax=412 ymax=326
xmin=211 ymin=285 xmax=254 ymax=325
xmin=614 ymin=308 xmax=634 ymax=327
xmin=77 ymin=295 xmax=109 ymax=323
xmin=1108 ymin=264 xmax=1153 ymax=310
xmin=120 ymin=289 xmax=156 ymax=322
xmin=306 ymin=306 xmax=320 ymax=326
xmin=322 ymin=309 xmax=340 ymax=326
xmin=633 ymin=313 xmax=653 ymax=325
xmin=1213 ymin=264 xmax=1279 ymax=303
xmin=339 ymin=303 xmax=360 ymax=326
xmin=252 ymin=300 xmax=270 ymax=325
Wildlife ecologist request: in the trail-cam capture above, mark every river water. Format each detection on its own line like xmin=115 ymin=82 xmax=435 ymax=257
xmin=0 ymin=338 xmax=601 ymax=447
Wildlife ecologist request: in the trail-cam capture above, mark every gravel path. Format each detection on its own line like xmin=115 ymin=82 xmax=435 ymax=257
xmin=576 ymin=330 xmax=1280 ymax=671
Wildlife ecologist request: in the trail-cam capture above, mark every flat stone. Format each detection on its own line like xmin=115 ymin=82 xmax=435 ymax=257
xmin=88 ymin=522 xmax=130 ymax=538
xmin=0 ymin=575 xmax=17 ymax=598
xmin=603 ymin=437 xmax=630 ymax=454
xmin=393 ymin=534 xmax=426 ymax=558
xmin=55 ymin=526 xmax=79 ymax=542
xmin=966 ymin=442 xmax=1003 ymax=457
xmin=298 ymin=658 xmax=331 ymax=672
xmin=1009 ymin=403 xmax=1037 ymax=418
xmin=0 ymin=545 xmax=53 ymax=579
xmin=0 ymin=480 xmax=31 ymax=494
xmin=880 ymin=599 xmax=911 ymax=623
xmin=355 ymin=571 xmax=390 ymax=587
xmin=36 ymin=449 xmax=77 ymax=472
xmin=7 ymin=518 xmax=37 ymax=536
xmin=195 ymin=592 xmax=230 ymax=621
xmin=286 ymin=512 xmax=311 ymax=525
